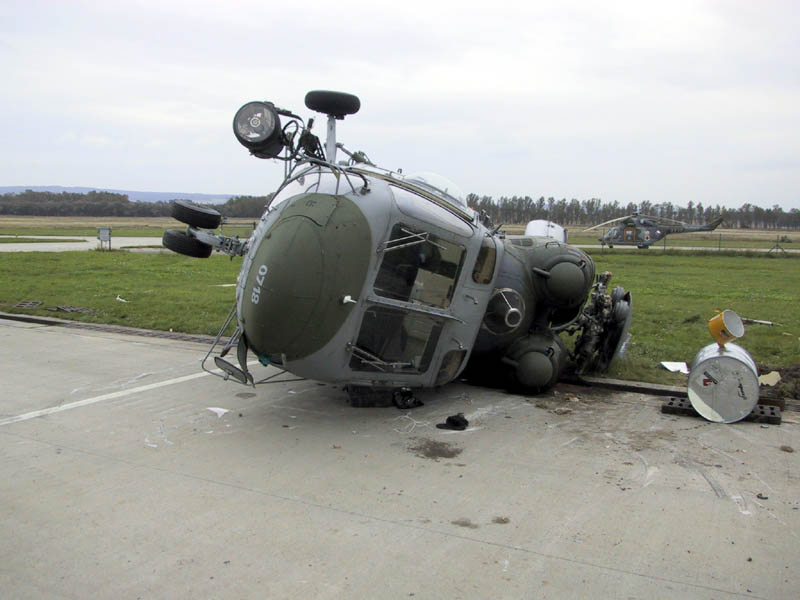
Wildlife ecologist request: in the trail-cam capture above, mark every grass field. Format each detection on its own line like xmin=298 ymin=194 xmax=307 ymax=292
xmin=587 ymin=252 xmax=800 ymax=392
xmin=1 ymin=248 xmax=798 ymax=395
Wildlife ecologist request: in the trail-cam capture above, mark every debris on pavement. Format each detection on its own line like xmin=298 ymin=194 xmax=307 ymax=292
xmin=393 ymin=388 xmax=423 ymax=409
xmin=436 ymin=413 xmax=469 ymax=431
xmin=492 ymin=516 xmax=510 ymax=524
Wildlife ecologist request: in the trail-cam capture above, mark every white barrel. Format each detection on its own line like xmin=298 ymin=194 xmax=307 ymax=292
xmin=687 ymin=343 xmax=759 ymax=423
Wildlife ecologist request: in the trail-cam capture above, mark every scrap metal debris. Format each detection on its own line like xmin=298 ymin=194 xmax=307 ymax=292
xmin=436 ymin=413 xmax=469 ymax=431
xmin=741 ymin=318 xmax=775 ymax=326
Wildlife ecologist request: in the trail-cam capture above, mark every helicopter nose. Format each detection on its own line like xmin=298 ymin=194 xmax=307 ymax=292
xmin=238 ymin=193 xmax=372 ymax=362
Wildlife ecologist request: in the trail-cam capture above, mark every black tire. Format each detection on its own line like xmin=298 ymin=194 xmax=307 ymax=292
xmin=304 ymin=90 xmax=361 ymax=118
xmin=171 ymin=199 xmax=222 ymax=229
xmin=162 ymin=229 xmax=212 ymax=258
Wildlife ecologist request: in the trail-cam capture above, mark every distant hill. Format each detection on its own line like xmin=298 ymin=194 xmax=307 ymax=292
xmin=0 ymin=186 xmax=232 ymax=204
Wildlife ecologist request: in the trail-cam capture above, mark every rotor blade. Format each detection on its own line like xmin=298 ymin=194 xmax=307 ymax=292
xmin=638 ymin=214 xmax=686 ymax=226
xmin=583 ymin=215 xmax=630 ymax=232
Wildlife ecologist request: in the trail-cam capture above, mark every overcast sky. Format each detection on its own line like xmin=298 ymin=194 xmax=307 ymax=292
xmin=1 ymin=0 xmax=798 ymax=210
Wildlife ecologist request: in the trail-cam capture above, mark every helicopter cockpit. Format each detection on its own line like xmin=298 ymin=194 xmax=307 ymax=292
xmin=162 ymin=90 xmax=631 ymax=405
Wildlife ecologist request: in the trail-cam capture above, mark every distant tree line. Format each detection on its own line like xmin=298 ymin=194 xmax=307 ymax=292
xmin=466 ymin=194 xmax=800 ymax=229
xmin=1 ymin=189 xmax=798 ymax=228
xmin=0 ymin=190 xmax=272 ymax=219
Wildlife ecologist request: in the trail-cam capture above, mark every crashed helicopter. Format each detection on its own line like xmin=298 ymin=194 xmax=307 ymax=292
xmin=162 ymin=91 xmax=632 ymax=406
xmin=586 ymin=213 xmax=724 ymax=249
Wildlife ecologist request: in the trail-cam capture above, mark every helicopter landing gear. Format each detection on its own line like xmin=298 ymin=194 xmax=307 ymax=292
xmin=162 ymin=229 xmax=213 ymax=258
xmin=171 ymin=199 xmax=222 ymax=230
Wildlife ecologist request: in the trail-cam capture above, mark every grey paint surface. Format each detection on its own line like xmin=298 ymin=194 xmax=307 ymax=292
xmin=1 ymin=319 xmax=798 ymax=599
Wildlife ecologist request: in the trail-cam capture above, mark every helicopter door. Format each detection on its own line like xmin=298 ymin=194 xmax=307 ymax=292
xmin=624 ymin=227 xmax=636 ymax=243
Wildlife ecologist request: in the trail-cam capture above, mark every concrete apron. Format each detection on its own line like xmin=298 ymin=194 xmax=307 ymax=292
xmin=1 ymin=318 xmax=798 ymax=599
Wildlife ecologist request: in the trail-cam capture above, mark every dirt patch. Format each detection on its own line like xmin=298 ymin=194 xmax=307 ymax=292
xmin=623 ymin=430 xmax=679 ymax=452
xmin=451 ymin=518 xmax=479 ymax=529
xmin=758 ymin=364 xmax=800 ymax=399
xmin=408 ymin=438 xmax=463 ymax=461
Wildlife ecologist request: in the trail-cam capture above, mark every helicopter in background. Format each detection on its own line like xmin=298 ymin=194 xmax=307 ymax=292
xmin=161 ymin=90 xmax=632 ymax=406
xmin=585 ymin=213 xmax=724 ymax=249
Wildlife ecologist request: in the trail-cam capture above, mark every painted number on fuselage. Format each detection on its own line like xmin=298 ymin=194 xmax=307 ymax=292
xmin=251 ymin=264 xmax=268 ymax=304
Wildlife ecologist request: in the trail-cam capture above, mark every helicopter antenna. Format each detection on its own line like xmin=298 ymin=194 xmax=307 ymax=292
xmin=325 ymin=114 xmax=337 ymax=163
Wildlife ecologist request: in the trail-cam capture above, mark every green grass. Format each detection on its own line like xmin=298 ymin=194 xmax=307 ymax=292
xmin=1 ymin=250 xmax=798 ymax=389
xmin=0 ymin=251 xmax=241 ymax=335
xmin=582 ymin=251 xmax=800 ymax=386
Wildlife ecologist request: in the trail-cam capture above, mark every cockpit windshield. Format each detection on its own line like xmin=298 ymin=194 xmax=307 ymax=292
xmin=405 ymin=171 xmax=468 ymax=209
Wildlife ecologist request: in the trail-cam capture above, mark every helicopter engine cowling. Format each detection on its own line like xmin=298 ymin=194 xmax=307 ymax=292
xmin=473 ymin=237 xmax=595 ymax=353
xmin=502 ymin=331 xmax=567 ymax=393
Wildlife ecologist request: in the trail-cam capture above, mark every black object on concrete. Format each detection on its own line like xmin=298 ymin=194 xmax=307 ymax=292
xmin=436 ymin=413 xmax=469 ymax=431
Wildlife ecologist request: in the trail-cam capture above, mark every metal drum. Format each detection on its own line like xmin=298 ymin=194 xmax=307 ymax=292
xmin=687 ymin=343 xmax=759 ymax=423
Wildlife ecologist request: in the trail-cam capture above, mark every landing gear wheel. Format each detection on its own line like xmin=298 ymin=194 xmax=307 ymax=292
xmin=171 ymin=200 xmax=222 ymax=230
xmin=304 ymin=90 xmax=361 ymax=118
xmin=162 ymin=229 xmax=213 ymax=258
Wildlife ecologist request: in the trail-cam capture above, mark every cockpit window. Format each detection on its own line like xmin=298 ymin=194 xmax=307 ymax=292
xmin=373 ymin=224 xmax=465 ymax=309
xmin=349 ymin=306 xmax=443 ymax=373
xmin=405 ymin=171 xmax=468 ymax=209
xmin=472 ymin=235 xmax=497 ymax=284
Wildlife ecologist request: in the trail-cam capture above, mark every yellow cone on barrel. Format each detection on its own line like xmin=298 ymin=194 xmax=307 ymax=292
xmin=708 ymin=309 xmax=744 ymax=347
